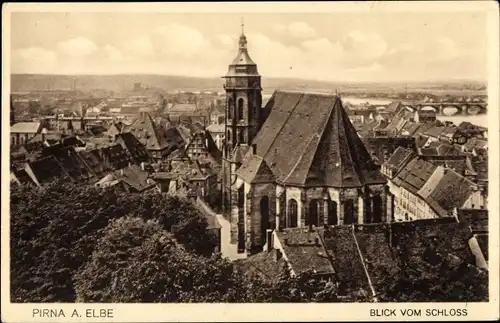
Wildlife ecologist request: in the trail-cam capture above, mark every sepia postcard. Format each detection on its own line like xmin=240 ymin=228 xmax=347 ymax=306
xmin=1 ymin=1 xmax=499 ymax=322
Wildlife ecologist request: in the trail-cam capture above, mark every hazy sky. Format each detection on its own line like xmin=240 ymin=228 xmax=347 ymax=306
xmin=10 ymin=11 xmax=488 ymax=82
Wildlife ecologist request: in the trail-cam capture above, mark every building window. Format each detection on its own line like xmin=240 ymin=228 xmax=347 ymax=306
xmin=288 ymin=199 xmax=298 ymax=228
xmin=327 ymin=200 xmax=338 ymax=225
xmin=227 ymin=98 xmax=233 ymax=119
xmin=237 ymin=98 xmax=244 ymax=121
xmin=238 ymin=130 xmax=245 ymax=144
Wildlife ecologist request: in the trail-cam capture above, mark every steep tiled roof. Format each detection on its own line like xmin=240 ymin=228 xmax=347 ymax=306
xmin=249 ymin=91 xmax=385 ymax=187
xmin=114 ymin=132 xmax=151 ymax=163
xmin=129 ymin=112 xmax=172 ymax=151
xmin=422 ymin=169 xmax=477 ymax=217
xmin=413 ymin=123 xmax=437 ymax=137
xmin=353 ymin=224 xmax=401 ymax=293
xmin=113 ymin=164 xmax=156 ymax=192
xmin=25 ymin=155 xmax=68 ymax=185
xmin=385 ymin=101 xmax=403 ymax=114
xmin=395 ymin=157 xmax=437 ymax=195
xmin=321 ymin=226 xmax=371 ymax=292
xmin=48 ymin=146 xmax=94 ymax=182
xmin=384 ymin=147 xmax=415 ymax=175
xmin=236 ymin=154 xmax=275 ymax=184
xmin=276 ymin=228 xmax=335 ymax=276
xmin=362 ymin=137 xmax=416 ymax=165
xmin=400 ymin=121 xmax=423 ymax=136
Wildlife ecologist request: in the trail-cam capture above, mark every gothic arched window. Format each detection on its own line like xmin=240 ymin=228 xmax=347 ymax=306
xmin=227 ymin=98 xmax=233 ymax=120
xmin=288 ymin=199 xmax=298 ymax=228
xmin=237 ymin=98 xmax=244 ymax=121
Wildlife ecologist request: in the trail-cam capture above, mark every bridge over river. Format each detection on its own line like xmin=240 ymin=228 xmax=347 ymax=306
xmin=402 ymin=102 xmax=487 ymax=116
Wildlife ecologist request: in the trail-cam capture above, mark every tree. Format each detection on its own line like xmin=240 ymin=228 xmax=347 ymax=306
xmin=74 ymin=216 xmax=242 ymax=302
xmin=10 ymin=181 xmax=217 ymax=302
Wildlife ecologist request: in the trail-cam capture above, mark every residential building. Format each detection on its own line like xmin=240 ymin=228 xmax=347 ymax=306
xmin=128 ymin=111 xmax=183 ymax=159
xmin=11 ymin=122 xmax=44 ymax=147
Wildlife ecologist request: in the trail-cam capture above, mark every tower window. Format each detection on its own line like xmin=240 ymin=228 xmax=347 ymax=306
xmin=238 ymin=129 xmax=245 ymax=143
xmin=237 ymin=98 xmax=244 ymax=121
xmin=227 ymin=98 xmax=233 ymax=120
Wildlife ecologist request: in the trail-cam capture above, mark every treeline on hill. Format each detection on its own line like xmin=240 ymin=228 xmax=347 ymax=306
xmin=10 ymin=181 xmax=340 ymax=303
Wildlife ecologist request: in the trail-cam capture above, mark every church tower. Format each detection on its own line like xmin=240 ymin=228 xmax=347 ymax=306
xmin=222 ymin=22 xmax=263 ymax=156
xmin=221 ymin=23 xmax=263 ymax=228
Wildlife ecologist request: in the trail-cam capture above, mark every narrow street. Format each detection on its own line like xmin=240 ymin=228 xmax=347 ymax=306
xmin=215 ymin=214 xmax=247 ymax=261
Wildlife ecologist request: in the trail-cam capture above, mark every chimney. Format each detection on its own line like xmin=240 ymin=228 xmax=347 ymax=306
xmin=265 ymin=229 xmax=273 ymax=252
xmin=315 ymin=237 xmax=320 ymax=246
xmin=120 ymin=169 xmax=124 ymax=176
xmin=141 ymin=162 xmax=145 ymax=171
xmin=251 ymin=144 xmax=257 ymax=155
xmin=284 ymin=238 xmax=288 ymax=246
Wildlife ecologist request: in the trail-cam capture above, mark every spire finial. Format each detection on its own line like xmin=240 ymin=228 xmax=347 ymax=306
xmin=241 ymin=17 xmax=245 ymax=34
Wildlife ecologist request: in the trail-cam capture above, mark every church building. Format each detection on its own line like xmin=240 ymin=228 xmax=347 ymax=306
xmin=222 ymin=28 xmax=393 ymax=255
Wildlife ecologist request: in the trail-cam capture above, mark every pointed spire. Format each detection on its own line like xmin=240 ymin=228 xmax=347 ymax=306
xmin=238 ymin=18 xmax=248 ymax=50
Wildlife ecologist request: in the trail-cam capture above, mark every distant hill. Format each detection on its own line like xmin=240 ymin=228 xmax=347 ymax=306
xmin=10 ymin=74 xmax=487 ymax=95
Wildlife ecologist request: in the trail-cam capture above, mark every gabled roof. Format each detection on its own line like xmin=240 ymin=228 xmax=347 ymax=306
xmin=394 ymin=157 xmax=437 ymax=195
xmin=25 ymin=155 xmax=68 ymax=185
xmin=114 ymin=132 xmax=151 ymax=163
xmin=113 ymin=164 xmax=156 ymax=192
xmin=385 ymin=101 xmax=403 ymax=113
xmin=247 ymin=91 xmax=386 ymax=187
xmin=276 ymin=228 xmax=335 ymax=276
xmin=384 ymin=147 xmax=415 ymax=174
xmin=129 ymin=112 xmax=171 ymax=151
xmin=420 ymin=169 xmax=477 ymax=217
xmin=236 ymin=154 xmax=275 ymax=183
xmin=321 ymin=226 xmax=371 ymax=292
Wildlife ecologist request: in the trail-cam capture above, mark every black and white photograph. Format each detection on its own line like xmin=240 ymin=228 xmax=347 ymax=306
xmin=2 ymin=1 xmax=499 ymax=322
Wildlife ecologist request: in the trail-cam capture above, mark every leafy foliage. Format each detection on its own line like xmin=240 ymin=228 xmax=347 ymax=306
xmin=75 ymin=216 xmax=340 ymax=303
xmin=378 ymin=253 xmax=489 ymax=302
xmin=10 ymin=181 xmax=217 ymax=302
xmin=75 ymin=216 xmax=241 ymax=302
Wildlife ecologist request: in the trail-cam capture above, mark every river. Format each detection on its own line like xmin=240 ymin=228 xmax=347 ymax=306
xmin=262 ymin=94 xmax=489 ymax=128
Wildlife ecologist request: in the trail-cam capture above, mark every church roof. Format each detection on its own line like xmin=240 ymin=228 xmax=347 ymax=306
xmin=236 ymin=154 xmax=275 ymax=184
xmin=242 ymin=91 xmax=386 ymax=187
